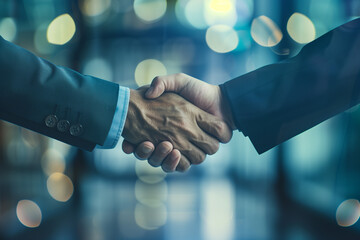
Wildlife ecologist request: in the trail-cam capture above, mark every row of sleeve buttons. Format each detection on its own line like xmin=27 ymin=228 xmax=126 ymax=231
xmin=45 ymin=114 xmax=83 ymax=136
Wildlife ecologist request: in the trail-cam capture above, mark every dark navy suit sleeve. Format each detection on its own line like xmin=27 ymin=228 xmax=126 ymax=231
xmin=0 ymin=36 xmax=119 ymax=151
xmin=221 ymin=18 xmax=360 ymax=154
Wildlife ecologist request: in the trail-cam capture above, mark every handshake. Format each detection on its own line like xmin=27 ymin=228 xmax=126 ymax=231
xmin=121 ymin=73 xmax=236 ymax=173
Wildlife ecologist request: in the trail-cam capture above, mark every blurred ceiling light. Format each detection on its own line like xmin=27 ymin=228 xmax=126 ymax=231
xmin=135 ymin=160 xmax=167 ymax=184
xmin=47 ymin=14 xmax=76 ymax=45
xmin=41 ymin=148 xmax=66 ymax=176
xmin=83 ymin=58 xmax=113 ymax=82
xmin=206 ymin=24 xmax=239 ymax=53
xmin=336 ymin=199 xmax=360 ymax=227
xmin=185 ymin=0 xmax=207 ymax=29
xmin=80 ymin=0 xmax=112 ymax=17
xmin=135 ymin=203 xmax=167 ymax=230
xmin=135 ymin=59 xmax=167 ymax=87
xmin=209 ymin=0 xmax=232 ymax=12
xmin=251 ymin=15 xmax=283 ymax=47
xmin=134 ymin=0 xmax=167 ymax=23
xmin=135 ymin=180 xmax=167 ymax=207
xmin=287 ymin=13 xmax=316 ymax=44
xmin=16 ymin=200 xmax=42 ymax=228
xmin=205 ymin=0 xmax=237 ymax=27
xmin=0 ymin=17 xmax=17 ymax=42
xmin=236 ymin=0 xmax=254 ymax=25
xmin=47 ymin=172 xmax=74 ymax=202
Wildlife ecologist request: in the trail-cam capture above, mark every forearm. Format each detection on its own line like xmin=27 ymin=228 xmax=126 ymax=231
xmin=0 ymin=36 xmax=119 ymax=150
xmin=221 ymin=18 xmax=360 ymax=153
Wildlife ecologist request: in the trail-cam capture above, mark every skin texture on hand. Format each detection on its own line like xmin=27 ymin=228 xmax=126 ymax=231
xmin=146 ymin=73 xmax=236 ymax=129
xmin=122 ymin=87 xmax=231 ymax=172
xmin=122 ymin=74 xmax=235 ymax=172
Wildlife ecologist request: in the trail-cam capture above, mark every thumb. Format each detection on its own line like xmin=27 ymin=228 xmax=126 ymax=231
xmin=145 ymin=74 xmax=189 ymax=99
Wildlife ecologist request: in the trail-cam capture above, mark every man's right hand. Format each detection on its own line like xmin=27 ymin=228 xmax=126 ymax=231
xmin=122 ymin=87 xmax=232 ymax=172
xmin=122 ymin=74 xmax=236 ymax=170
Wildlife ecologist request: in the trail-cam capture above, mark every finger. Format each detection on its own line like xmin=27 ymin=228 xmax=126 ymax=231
xmin=191 ymin=134 xmax=219 ymax=155
xmin=148 ymin=141 xmax=173 ymax=167
xmin=161 ymin=149 xmax=181 ymax=173
xmin=197 ymin=114 xmax=233 ymax=143
xmin=145 ymin=73 xmax=190 ymax=99
xmin=122 ymin=140 xmax=135 ymax=154
xmin=181 ymin=146 xmax=206 ymax=165
xmin=176 ymin=154 xmax=191 ymax=172
xmin=134 ymin=141 xmax=155 ymax=160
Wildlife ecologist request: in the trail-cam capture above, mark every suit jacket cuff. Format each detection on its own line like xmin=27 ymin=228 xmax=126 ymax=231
xmin=220 ymin=74 xmax=256 ymax=137
xmin=97 ymin=86 xmax=130 ymax=149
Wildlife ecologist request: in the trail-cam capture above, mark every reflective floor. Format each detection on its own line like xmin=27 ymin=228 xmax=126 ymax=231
xmin=1 ymin=127 xmax=360 ymax=240
xmin=2 ymin=171 xmax=359 ymax=240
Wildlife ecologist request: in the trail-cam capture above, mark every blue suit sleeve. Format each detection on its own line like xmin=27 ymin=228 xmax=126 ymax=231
xmin=221 ymin=18 xmax=360 ymax=154
xmin=0 ymin=36 xmax=119 ymax=151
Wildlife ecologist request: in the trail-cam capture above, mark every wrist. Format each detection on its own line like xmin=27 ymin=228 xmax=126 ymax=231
xmin=216 ymin=85 xmax=237 ymax=130
xmin=122 ymin=89 xmax=138 ymax=139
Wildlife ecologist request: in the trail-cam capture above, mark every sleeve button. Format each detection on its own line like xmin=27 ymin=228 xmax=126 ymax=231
xmin=57 ymin=120 xmax=70 ymax=132
xmin=45 ymin=115 xmax=58 ymax=128
xmin=70 ymin=124 xmax=83 ymax=136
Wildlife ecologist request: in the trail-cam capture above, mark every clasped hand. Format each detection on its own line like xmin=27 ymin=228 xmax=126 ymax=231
xmin=122 ymin=74 xmax=236 ymax=172
xmin=122 ymin=86 xmax=232 ymax=172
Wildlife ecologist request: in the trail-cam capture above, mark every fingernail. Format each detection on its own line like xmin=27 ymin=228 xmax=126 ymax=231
xmin=142 ymin=146 xmax=153 ymax=154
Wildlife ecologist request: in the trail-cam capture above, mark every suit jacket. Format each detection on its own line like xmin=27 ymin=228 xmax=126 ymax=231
xmin=0 ymin=36 xmax=119 ymax=151
xmin=221 ymin=18 xmax=360 ymax=154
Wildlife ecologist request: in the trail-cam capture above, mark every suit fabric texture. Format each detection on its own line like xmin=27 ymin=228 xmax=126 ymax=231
xmin=221 ymin=18 xmax=360 ymax=154
xmin=0 ymin=36 xmax=119 ymax=151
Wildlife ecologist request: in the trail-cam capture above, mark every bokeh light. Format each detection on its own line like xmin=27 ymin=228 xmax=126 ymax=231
xmin=175 ymin=0 xmax=190 ymax=27
xmin=205 ymin=0 xmax=237 ymax=27
xmin=184 ymin=0 xmax=207 ymax=29
xmin=336 ymin=199 xmax=360 ymax=227
xmin=16 ymin=200 xmax=42 ymax=228
xmin=82 ymin=58 xmax=113 ymax=81
xmin=236 ymin=0 xmax=254 ymax=25
xmin=41 ymin=148 xmax=66 ymax=176
xmin=251 ymin=15 xmax=283 ymax=47
xmin=47 ymin=172 xmax=74 ymax=202
xmin=135 ymin=180 xmax=167 ymax=207
xmin=47 ymin=14 xmax=76 ymax=45
xmin=135 ymin=203 xmax=167 ymax=230
xmin=134 ymin=0 xmax=167 ymax=23
xmin=180 ymin=0 xmax=243 ymax=29
xmin=80 ymin=0 xmax=112 ymax=17
xmin=135 ymin=160 xmax=167 ymax=184
xmin=0 ymin=17 xmax=17 ymax=42
xmin=206 ymin=24 xmax=239 ymax=53
xmin=287 ymin=13 xmax=316 ymax=44
xmin=135 ymin=59 xmax=167 ymax=87
xmin=209 ymin=0 xmax=232 ymax=12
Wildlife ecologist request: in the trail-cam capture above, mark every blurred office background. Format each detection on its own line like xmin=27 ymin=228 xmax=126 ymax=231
xmin=1 ymin=0 xmax=360 ymax=239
